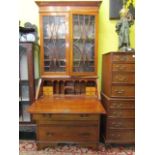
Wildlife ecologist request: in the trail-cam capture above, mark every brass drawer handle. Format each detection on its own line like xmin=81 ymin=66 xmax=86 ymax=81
xmin=114 ymin=90 xmax=125 ymax=94
xmin=120 ymin=56 xmax=128 ymax=61
xmin=46 ymin=132 xmax=54 ymax=136
xmin=110 ymin=103 xmax=122 ymax=108
xmin=117 ymin=103 xmax=122 ymax=107
xmin=111 ymin=122 xmax=123 ymax=127
xmin=112 ymin=111 xmax=122 ymax=116
xmin=115 ymin=123 xmax=123 ymax=127
xmin=115 ymin=76 xmax=128 ymax=82
xmin=115 ymin=66 xmax=127 ymax=71
xmin=80 ymin=114 xmax=89 ymax=118
xmin=111 ymin=134 xmax=121 ymax=138
xmin=42 ymin=114 xmax=52 ymax=118
xmin=114 ymin=56 xmax=128 ymax=61
xmin=80 ymin=132 xmax=90 ymax=136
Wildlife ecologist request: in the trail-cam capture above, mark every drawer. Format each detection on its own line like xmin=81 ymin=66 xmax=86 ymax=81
xmin=43 ymin=86 xmax=53 ymax=92
xmin=35 ymin=120 xmax=99 ymax=126
xmin=111 ymin=86 xmax=135 ymax=97
xmin=112 ymin=72 xmax=135 ymax=83
xmin=108 ymin=109 xmax=135 ymax=118
xmin=43 ymin=91 xmax=53 ymax=96
xmin=107 ymin=118 xmax=135 ymax=129
xmin=86 ymin=87 xmax=96 ymax=92
xmin=109 ymin=100 xmax=135 ymax=109
xmin=106 ymin=129 xmax=135 ymax=142
xmin=37 ymin=124 xmax=98 ymax=142
xmin=33 ymin=114 xmax=99 ymax=121
xmin=86 ymin=91 xmax=96 ymax=96
xmin=112 ymin=64 xmax=135 ymax=72
xmin=112 ymin=54 xmax=135 ymax=62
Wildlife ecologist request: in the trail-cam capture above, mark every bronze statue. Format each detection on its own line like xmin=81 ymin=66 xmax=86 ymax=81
xmin=116 ymin=0 xmax=134 ymax=51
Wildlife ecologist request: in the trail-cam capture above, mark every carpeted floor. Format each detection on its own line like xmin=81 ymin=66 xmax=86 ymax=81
xmin=19 ymin=140 xmax=135 ymax=155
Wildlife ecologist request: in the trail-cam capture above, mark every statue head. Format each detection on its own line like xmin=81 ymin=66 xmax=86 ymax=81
xmin=120 ymin=6 xmax=129 ymax=18
xmin=119 ymin=0 xmax=129 ymax=18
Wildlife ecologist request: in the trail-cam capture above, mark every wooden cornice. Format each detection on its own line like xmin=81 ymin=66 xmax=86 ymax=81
xmin=35 ymin=0 xmax=102 ymax=7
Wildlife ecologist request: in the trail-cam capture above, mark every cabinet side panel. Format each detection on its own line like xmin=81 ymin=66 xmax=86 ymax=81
xmin=101 ymin=53 xmax=112 ymax=96
xmin=27 ymin=44 xmax=35 ymax=103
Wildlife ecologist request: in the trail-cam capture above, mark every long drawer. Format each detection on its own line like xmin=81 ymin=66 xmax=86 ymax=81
xmin=33 ymin=114 xmax=99 ymax=121
xmin=37 ymin=123 xmax=99 ymax=142
xmin=112 ymin=72 xmax=135 ymax=83
xmin=109 ymin=100 xmax=135 ymax=109
xmin=108 ymin=109 xmax=135 ymax=118
xmin=101 ymin=93 xmax=135 ymax=110
xmin=111 ymin=85 xmax=135 ymax=97
xmin=112 ymin=64 xmax=135 ymax=72
xmin=107 ymin=118 xmax=135 ymax=129
xmin=106 ymin=129 xmax=135 ymax=143
xmin=112 ymin=54 xmax=135 ymax=62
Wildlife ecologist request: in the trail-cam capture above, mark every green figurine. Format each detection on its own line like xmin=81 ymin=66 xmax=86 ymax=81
xmin=116 ymin=0 xmax=134 ymax=51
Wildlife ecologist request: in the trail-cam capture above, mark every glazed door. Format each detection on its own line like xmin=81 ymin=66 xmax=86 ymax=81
xmin=19 ymin=42 xmax=35 ymax=122
xmin=71 ymin=13 xmax=98 ymax=76
xmin=40 ymin=13 xmax=69 ymax=76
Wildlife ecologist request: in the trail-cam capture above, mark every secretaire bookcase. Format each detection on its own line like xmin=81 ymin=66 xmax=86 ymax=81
xmin=28 ymin=0 xmax=105 ymax=149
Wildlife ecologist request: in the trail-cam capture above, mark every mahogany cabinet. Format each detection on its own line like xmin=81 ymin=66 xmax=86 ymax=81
xmin=28 ymin=0 xmax=105 ymax=149
xmin=101 ymin=52 xmax=135 ymax=144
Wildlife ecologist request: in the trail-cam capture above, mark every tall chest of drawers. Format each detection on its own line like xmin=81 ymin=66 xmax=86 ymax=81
xmin=101 ymin=52 xmax=135 ymax=144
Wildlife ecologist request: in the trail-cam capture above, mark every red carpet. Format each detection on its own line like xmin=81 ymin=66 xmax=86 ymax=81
xmin=19 ymin=140 xmax=135 ymax=155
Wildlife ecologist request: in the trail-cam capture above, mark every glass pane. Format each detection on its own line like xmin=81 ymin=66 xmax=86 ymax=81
xmin=43 ymin=16 xmax=67 ymax=72
xmin=19 ymin=45 xmax=28 ymax=80
xmin=19 ymin=101 xmax=31 ymax=122
xmin=19 ymin=82 xmax=30 ymax=122
xmin=73 ymin=15 xmax=95 ymax=72
xmin=21 ymin=83 xmax=29 ymax=101
xmin=34 ymin=44 xmax=40 ymax=79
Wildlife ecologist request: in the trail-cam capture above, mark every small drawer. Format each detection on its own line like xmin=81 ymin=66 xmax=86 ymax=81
xmin=43 ymin=86 xmax=53 ymax=92
xmin=107 ymin=118 xmax=135 ymax=129
xmin=112 ymin=72 xmax=135 ymax=83
xmin=108 ymin=109 xmax=135 ymax=118
xmin=111 ymin=86 xmax=135 ymax=97
xmin=106 ymin=129 xmax=135 ymax=142
xmin=86 ymin=87 xmax=96 ymax=92
xmin=109 ymin=101 xmax=135 ymax=109
xmin=112 ymin=54 xmax=135 ymax=62
xmin=33 ymin=114 xmax=99 ymax=121
xmin=37 ymin=124 xmax=98 ymax=142
xmin=112 ymin=64 xmax=135 ymax=72
xmin=86 ymin=91 xmax=96 ymax=96
xmin=43 ymin=91 xmax=49 ymax=96
xmin=43 ymin=91 xmax=53 ymax=96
